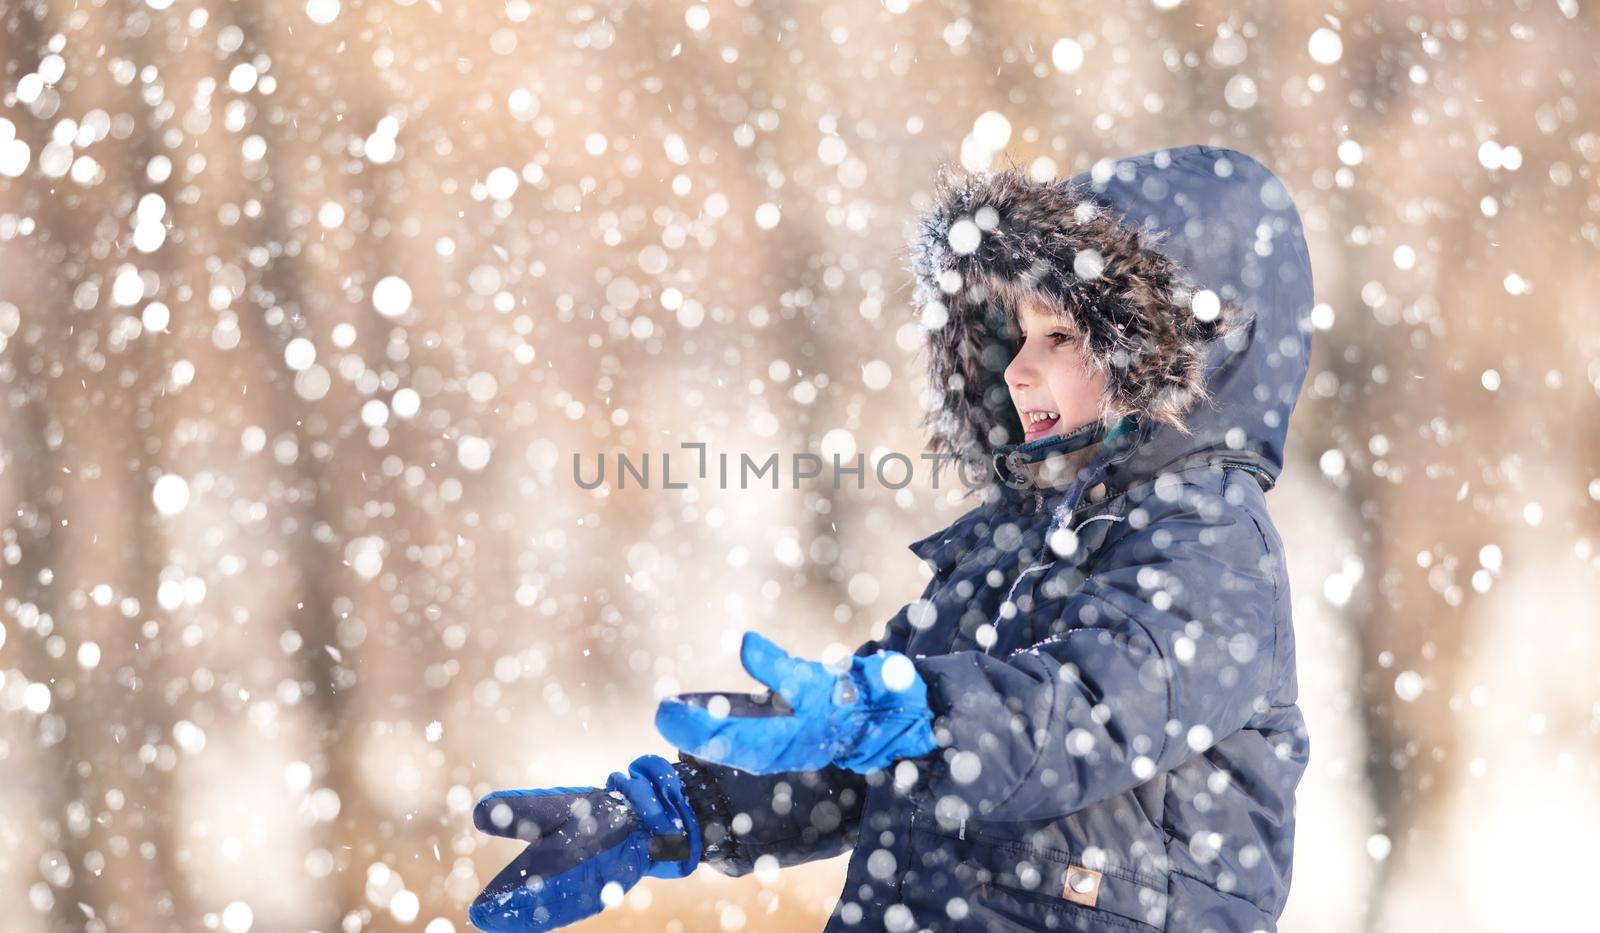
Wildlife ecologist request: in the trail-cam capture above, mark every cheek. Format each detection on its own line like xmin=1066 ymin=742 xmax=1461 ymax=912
xmin=1047 ymin=359 xmax=1106 ymax=409
xmin=1083 ymin=365 xmax=1109 ymax=397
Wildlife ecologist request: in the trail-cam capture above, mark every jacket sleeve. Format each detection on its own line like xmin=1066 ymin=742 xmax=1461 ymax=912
xmin=671 ymin=753 xmax=868 ymax=877
xmin=671 ymin=570 xmax=941 ymax=876
xmin=907 ymin=475 xmax=1284 ymax=823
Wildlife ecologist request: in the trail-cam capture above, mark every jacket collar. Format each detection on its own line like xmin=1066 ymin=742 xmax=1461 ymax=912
xmin=991 ymin=415 xmax=1139 ymax=491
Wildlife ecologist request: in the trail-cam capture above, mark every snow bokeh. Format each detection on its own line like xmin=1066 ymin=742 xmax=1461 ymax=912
xmin=1 ymin=2 xmax=1597 ymax=932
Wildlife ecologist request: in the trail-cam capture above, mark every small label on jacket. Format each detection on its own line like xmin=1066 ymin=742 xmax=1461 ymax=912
xmin=1062 ymin=865 xmax=1102 ymax=907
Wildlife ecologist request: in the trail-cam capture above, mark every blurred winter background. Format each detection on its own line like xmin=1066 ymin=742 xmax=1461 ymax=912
xmin=2 ymin=1 xmax=1597 ymax=931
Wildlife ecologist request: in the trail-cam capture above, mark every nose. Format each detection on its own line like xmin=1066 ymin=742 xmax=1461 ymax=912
xmin=1005 ymin=336 xmax=1038 ymax=392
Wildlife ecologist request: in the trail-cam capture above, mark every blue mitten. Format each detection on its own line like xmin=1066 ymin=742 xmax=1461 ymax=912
xmin=468 ymin=754 xmax=701 ymax=932
xmin=654 ymin=631 xmax=939 ymax=775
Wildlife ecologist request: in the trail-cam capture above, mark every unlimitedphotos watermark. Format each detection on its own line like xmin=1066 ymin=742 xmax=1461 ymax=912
xmin=571 ymin=441 xmax=1006 ymax=492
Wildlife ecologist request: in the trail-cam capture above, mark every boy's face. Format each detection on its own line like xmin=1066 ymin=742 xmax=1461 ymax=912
xmin=1004 ymin=294 xmax=1109 ymax=444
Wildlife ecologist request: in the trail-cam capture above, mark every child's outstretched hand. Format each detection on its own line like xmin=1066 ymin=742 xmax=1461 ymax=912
xmin=654 ymin=631 xmax=939 ymax=775
xmin=468 ymin=755 xmax=700 ymax=932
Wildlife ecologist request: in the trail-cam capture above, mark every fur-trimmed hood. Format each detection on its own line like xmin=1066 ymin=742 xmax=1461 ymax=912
xmin=908 ymin=145 xmax=1315 ymax=495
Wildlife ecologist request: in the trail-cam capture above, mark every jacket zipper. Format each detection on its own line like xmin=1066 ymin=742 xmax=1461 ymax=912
xmin=1221 ymin=460 xmax=1273 ymax=490
xmin=984 ymin=425 xmax=1141 ymax=658
xmin=988 ymin=470 xmax=1122 ymax=657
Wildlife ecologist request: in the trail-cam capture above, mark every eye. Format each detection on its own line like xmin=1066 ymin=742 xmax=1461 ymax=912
xmin=1048 ymin=331 xmax=1077 ymax=346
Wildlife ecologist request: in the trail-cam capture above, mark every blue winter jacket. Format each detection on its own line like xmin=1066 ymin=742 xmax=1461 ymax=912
xmin=674 ymin=145 xmax=1314 ymax=932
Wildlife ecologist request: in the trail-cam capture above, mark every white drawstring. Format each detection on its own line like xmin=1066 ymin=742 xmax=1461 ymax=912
xmin=990 ymin=511 xmax=1123 ymax=654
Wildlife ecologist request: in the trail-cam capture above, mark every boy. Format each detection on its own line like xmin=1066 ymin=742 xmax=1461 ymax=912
xmin=472 ymin=144 xmax=1314 ymax=933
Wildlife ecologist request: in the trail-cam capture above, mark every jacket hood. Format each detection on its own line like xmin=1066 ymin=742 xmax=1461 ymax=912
xmin=909 ymin=144 xmax=1315 ymax=495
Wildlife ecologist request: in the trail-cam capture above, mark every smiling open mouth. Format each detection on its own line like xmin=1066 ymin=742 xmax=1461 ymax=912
xmin=1022 ymin=410 xmax=1061 ymax=441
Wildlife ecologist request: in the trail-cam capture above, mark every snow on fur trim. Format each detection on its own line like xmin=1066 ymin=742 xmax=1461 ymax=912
xmin=909 ymin=162 xmax=1246 ymax=469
